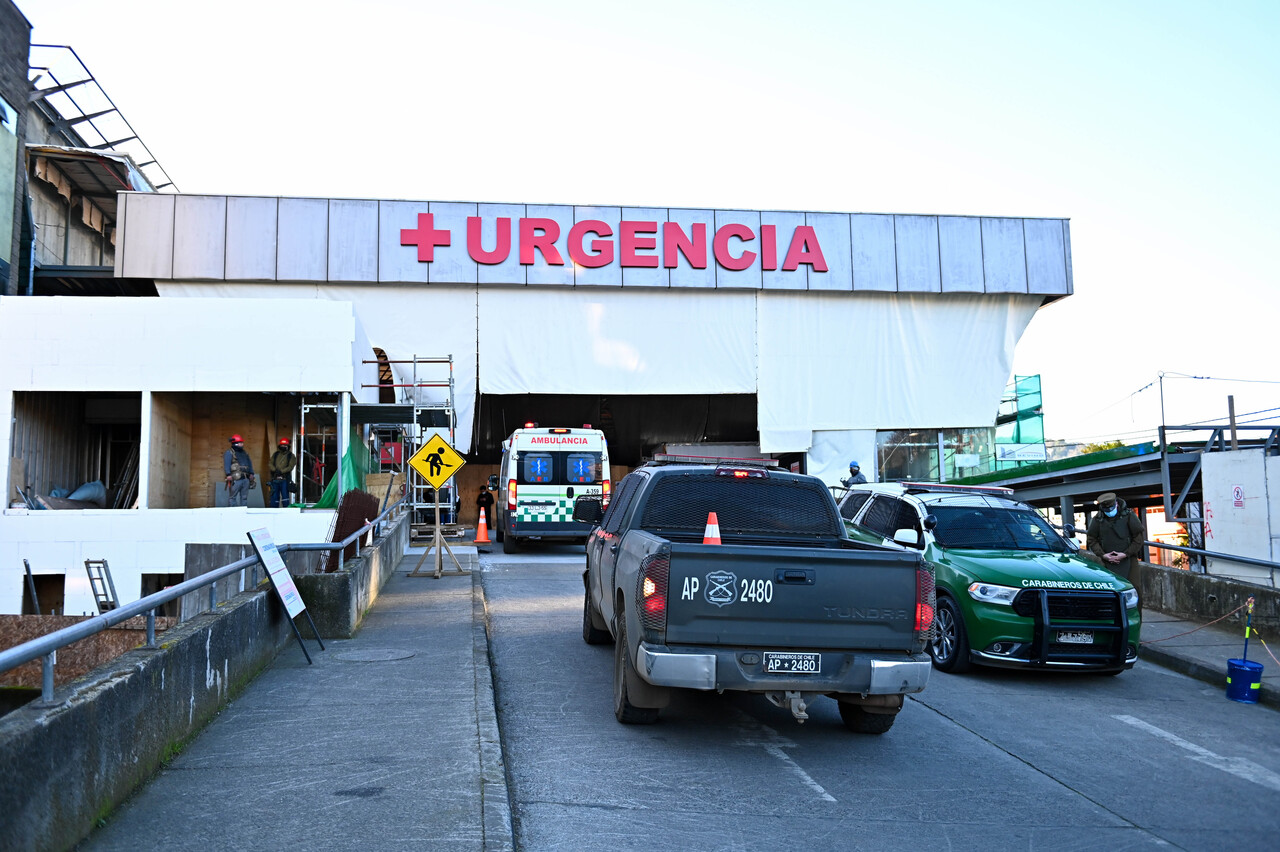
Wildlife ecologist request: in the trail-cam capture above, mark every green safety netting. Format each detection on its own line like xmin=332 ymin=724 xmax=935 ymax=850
xmin=307 ymin=429 xmax=373 ymax=509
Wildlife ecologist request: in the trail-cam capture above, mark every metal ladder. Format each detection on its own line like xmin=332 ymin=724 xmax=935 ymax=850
xmin=84 ymin=559 xmax=120 ymax=614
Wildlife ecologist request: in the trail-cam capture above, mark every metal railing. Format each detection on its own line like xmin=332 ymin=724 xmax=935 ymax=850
xmin=1143 ymin=539 xmax=1278 ymax=588
xmin=0 ymin=496 xmax=408 ymax=703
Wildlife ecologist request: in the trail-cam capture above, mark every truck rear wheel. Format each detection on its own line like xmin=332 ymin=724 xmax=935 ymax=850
xmin=613 ymin=619 xmax=659 ymax=724
xmin=838 ymin=702 xmax=897 ymax=734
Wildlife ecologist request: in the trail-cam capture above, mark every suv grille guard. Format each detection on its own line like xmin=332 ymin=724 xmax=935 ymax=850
xmin=1019 ymin=589 xmax=1129 ymax=667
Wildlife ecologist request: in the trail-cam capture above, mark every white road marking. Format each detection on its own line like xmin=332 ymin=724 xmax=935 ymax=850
xmin=733 ymin=718 xmax=836 ymax=803
xmin=1114 ymin=714 xmax=1280 ymax=793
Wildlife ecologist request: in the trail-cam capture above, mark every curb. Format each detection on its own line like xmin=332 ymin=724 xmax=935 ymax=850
xmin=1139 ymin=643 xmax=1278 ymax=711
xmin=473 ymin=569 xmax=516 ymax=852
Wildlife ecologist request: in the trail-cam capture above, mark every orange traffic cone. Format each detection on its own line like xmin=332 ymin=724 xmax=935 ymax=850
xmin=475 ymin=508 xmax=492 ymax=544
xmin=703 ymin=511 xmax=721 ymax=545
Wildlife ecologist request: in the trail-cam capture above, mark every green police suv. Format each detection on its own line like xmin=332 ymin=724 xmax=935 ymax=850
xmin=835 ymin=482 xmax=1140 ymax=674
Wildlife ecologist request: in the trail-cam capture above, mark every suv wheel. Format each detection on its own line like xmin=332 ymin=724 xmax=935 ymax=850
xmin=930 ymin=596 xmax=971 ymax=673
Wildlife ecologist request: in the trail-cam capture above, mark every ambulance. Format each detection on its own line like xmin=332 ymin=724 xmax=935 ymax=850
xmin=493 ymin=424 xmax=610 ymax=553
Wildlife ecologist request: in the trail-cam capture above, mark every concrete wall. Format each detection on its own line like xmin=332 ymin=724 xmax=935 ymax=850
xmin=1140 ymin=562 xmax=1280 ymax=633
xmin=0 ymin=507 xmax=333 ymax=615
xmin=293 ymin=510 xmax=411 ymax=638
xmin=0 ymin=587 xmax=295 ymax=852
xmin=0 ymin=511 xmax=410 ymax=851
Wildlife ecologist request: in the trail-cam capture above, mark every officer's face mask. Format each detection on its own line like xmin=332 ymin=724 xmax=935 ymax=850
xmin=1103 ymin=505 xmax=1118 ymax=518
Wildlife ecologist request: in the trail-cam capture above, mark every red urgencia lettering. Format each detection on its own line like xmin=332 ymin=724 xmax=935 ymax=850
xmin=408 ymin=215 xmax=828 ymax=273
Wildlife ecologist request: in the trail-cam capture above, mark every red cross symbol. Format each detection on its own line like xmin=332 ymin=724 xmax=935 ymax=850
xmin=401 ymin=213 xmax=451 ymax=262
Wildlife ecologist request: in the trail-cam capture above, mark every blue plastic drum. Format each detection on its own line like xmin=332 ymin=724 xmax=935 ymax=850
xmin=1226 ymin=658 xmax=1264 ymax=703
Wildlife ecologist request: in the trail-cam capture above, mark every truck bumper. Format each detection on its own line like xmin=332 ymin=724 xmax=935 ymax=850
xmin=636 ymin=643 xmax=931 ymax=695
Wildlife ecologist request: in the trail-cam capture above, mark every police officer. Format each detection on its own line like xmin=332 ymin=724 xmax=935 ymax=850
xmin=1086 ymin=491 xmax=1144 ymax=584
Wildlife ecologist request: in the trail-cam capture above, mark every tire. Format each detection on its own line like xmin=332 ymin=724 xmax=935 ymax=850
xmin=930 ymin=596 xmax=971 ymax=673
xmin=613 ymin=617 xmax=659 ymax=724
xmin=582 ymin=585 xmax=610 ymax=645
xmin=838 ymin=702 xmax=897 ymax=735
xmin=502 ymin=529 xmax=520 ymax=554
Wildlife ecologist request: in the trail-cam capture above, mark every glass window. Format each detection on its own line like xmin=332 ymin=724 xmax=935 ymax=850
xmin=930 ymin=504 xmax=1069 ymax=552
xmin=566 ymin=452 xmax=601 ymax=484
xmin=860 ymin=496 xmax=901 ymax=537
xmin=520 ymin=452 xmax=553 ymax=484
xmin=839 ymin=491 xmax=871 ymax=521
xmin=602 ymin=473 xmax=643 ymax=534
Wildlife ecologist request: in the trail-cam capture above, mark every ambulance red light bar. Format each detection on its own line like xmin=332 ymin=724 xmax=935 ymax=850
xmin=523 ymin=421 xmax=537 ymax=428
xmin=903 ymin=482 xmax=1014 ymax=496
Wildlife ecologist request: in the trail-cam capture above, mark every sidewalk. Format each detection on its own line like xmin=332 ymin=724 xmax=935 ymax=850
xmin=81 ymin=545 xmax=512 ymax=852
xmin=1139 ymin=607 xmax=1279 ymax=710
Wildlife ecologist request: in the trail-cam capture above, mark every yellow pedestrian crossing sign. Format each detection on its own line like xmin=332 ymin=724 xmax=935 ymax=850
xmin=408 ymin=435 xmax=466 ymax=489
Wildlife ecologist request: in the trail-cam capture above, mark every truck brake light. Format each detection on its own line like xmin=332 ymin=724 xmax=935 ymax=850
xmin=602 ymin=479 xmax=611 ymax=508
xmin=637 ymin=551 xmax=670 ymax=634
xmin=916 ymin=565 xmax=936 ymax=635
xmin=507 ymin=479 xmax=517 ymax=510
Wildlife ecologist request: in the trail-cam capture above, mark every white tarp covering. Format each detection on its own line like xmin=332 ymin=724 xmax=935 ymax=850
xmin=808 ymin=430 xmax=880 ymax=487
xmin=159 ymin=282 xmax=479 ymax=448
xmin=478 ymin=287 xmax=756 ymax=395
xmin=757 ymin=292 xmax=1041 ymax=452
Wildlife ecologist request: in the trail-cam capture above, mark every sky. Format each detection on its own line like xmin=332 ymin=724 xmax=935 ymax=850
xmin=16 ymin=0 xmax=1280 ymax=445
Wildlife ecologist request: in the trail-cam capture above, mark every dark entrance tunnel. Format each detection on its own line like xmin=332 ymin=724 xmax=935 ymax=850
xmin=472 ymin=394 xmax=759 ymax=466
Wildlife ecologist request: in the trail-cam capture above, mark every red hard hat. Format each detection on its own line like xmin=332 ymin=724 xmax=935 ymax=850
xmin=230 ymin=434 xmax=243 ymax=443
xmin=279 ymin=438 xmax=290 ymax=446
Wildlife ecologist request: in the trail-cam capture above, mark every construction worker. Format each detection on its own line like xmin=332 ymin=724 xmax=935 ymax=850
xmin=269 ymin=438 xmax=297 ymax=508
xmin=224 ymin=435 xmax=256 ymax=507
xmin=841 ymin=460 xmax=867 ymax=487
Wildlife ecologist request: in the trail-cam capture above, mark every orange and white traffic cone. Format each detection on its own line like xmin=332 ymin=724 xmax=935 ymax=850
xmin=475 ymin=508 xmax=492 ymax=544
xmin=703 ymin=511 xmax=721 ymax=545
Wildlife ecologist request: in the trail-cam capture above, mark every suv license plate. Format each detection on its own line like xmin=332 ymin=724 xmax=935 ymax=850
xmin=1057 ymin=631 xmax=1094 ymax=644
xmin=763 ymin=652 xmax=820 ymax=674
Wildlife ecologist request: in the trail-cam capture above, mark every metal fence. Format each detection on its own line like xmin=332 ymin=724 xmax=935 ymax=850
xmin=1144 ymin=539 xmax=1278 ymax=588
xmin=0 ymin=497 xmax=408 ymax=702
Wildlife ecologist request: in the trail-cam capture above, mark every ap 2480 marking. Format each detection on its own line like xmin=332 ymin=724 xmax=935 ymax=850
xmin=681 ymin=571 xmax=775 ymax=607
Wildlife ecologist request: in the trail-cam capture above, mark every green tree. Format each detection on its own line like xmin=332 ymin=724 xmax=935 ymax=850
xmin=1080 ymin=440 xmax=1124 ymax=454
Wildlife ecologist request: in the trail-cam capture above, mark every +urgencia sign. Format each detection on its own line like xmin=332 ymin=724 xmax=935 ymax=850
xmin=400 ymin=213 xmax=829 ymax=273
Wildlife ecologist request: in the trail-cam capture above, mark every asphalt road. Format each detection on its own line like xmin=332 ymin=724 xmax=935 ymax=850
xmin=480 ymin=544 xmax=1280 ymax=852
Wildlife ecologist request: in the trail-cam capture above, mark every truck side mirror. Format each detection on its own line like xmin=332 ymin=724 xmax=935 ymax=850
xmin=487 ymin=474 xmax=499 ymax=490
xmin=1061 ymin=523 xmax=1076 ymax=538
xmin=923 ymin=514 xmax=938 ymax=532
xmin=573 ymin=495 xmax=604 ymax=526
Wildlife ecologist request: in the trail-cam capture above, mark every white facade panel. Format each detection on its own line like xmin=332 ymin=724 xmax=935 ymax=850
xmin=478 ymin=287 xmax=755 ymax=395
xmin=476 ymin=203 xmax=526 ymax=285
xmin=572 ymin=206 xmax=623 ymax=287
xmin=802 ymin=212 xmax=853 ymax=293
xmin=119 ymin=193 xmax=174 ymax=279
xmin=378 ymin=200 xmax=432 ymax=284
xmin=760 ymin=211 xmax=807 ymax=290
xmin=172 ymin=195 xmax=227 ymax=280
xmin=428 ymin=201 xmax=479 ymax=285
xmin=894 ymin=215 xmax=941 ymax=293
xmin=620 ymin=207 xmax=670 ymax=288
xmin=1202 ymin=449 xmax=1274 ymax=583
xmin=225 ymin=197 xmax=278 ymax=280
xmin=938 ymin=216 xmax=984 ymax=293
xmin=850 ymin=214 xmax=897 ymax=291
xmin=1024 ymin=218 xmax=1070 ymax=296
xmin=667 ymin=208 xmax=716 ymax=289
xmin=981 ymin=217 xmax=1028 ymax=293
xmin=328 ymin=199 xmax=379 ymax=282
xmin=524 ymin=204 xmax=574 ymax=286
xmin=277 ymin=198 xmax=328 ymax=281
xmin=714 ymin=210 xmax=762 ymax=289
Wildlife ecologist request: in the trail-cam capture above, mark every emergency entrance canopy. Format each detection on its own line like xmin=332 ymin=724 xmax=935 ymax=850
xmin=115 ymin=195 xmax=1069 ymax=453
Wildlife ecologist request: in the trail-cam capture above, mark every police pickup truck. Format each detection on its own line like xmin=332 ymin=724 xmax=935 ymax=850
xmin=572 ymin=458 xmax=935 ymax=733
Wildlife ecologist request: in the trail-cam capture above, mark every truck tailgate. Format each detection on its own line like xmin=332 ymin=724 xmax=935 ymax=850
xmin=663 ymin=542 xmax=921 ymax=650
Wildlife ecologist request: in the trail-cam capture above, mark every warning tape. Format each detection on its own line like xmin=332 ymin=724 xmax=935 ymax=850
xmin=1139 ymin=600 xmax=1250 ymax=645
